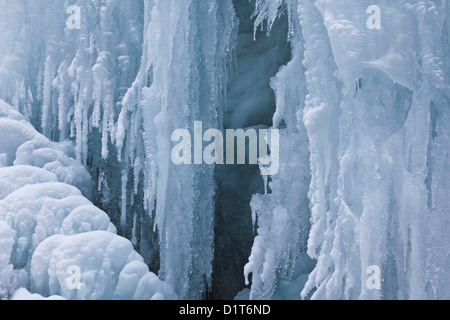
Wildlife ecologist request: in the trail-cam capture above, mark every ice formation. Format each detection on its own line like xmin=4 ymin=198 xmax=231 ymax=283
xmin=0 ymin=99 xmax=175 ymax=300
xmin=0 ymin=0 xmax=449 ymax=300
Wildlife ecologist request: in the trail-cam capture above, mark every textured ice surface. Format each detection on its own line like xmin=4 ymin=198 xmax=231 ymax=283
xmin=0 ymin=0 xmax=449 ymax=300
xmin=11 ymin=288 xmax=65 ymax=300
xmin=243 ymin=0 xmax=450 ymax=300
xmin=30 ymin=232 xmax=176 ymax=300
xmin=0 ymin=166 xmax=58 ymax=199
xmin=0 ymin=100 xmax=175 ymax=300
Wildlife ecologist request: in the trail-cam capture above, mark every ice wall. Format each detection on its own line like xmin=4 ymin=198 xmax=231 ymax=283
xmin=239 ymin=0 xmax=314 ymax=300
xmin=301 ymin=0 xmax=450 ymax=300
xmin=0 ymin=0 xmax=237 ymax=299
xmin=118 ymin=0 xmax=238 ymax=299
xmin=1 ymin=0 xmax=450 ymax=300
xmin=0 ymin=0 xmax=145 ymax=261
xmin=244 ymin=0 xmax=450 ymax=300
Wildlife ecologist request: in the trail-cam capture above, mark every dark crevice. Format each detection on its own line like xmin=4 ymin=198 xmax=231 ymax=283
xmin=211 ymin=0 xmax=291 ymax=300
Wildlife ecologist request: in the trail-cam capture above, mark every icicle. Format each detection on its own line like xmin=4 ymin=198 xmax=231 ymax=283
xmin=41 ymin=56 xmax=54 ymax=137
xmin=134 ymin=0 xmax=238 ymax=299
xmin=299 ymin=0 xmax=343 ymax=299
xmin=244 ymin=0 xmax=313 ymax=300
xmin=120 ymin=169 xmax=128 ymax=234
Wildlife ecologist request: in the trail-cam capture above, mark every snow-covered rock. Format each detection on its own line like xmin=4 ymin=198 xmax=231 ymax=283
xmin=11 ymin=288 xmax=65 ymax=300
xmin=30 ymin=232 xmax=176 ymax=300
xmin=0 ymin=98 xmax=176 ymax=300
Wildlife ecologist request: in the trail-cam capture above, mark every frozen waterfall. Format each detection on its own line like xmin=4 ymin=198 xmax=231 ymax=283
xmin=0 ymin=0 xmax=449 ymax=300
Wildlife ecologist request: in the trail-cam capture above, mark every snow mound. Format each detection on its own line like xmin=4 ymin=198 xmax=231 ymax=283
xmin=115 ymin=260 xmax=177 ymax=300
xmin=62 ymin=205 xmax=117 ymax=235
xmin=30 ymin=232 xmax=177 ymax=300
xmin=11 ymin=288 xmax=65 ymax=300
xmin=0 ymin=182 xmax=114 ymax=269
xmin=14 ymin=138 xmax=92 ymax=198
xmin=0 ymin=106 xmax=92 ymax=196
xmin=0 ymin=166 xmax=58 ymax=200
xmin=0 ymin=118 xmax=41 ymax=166
xmin=0 ymin=100 xmax=26 ymax=121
